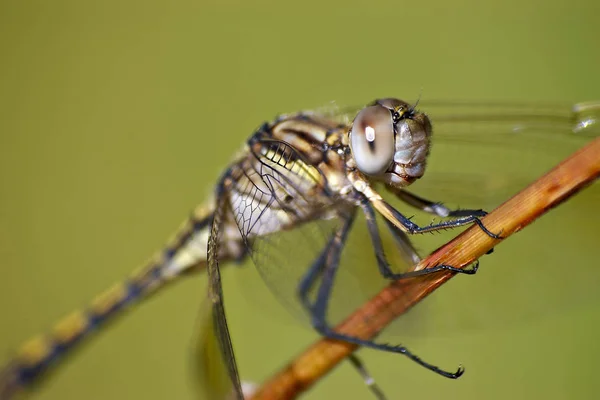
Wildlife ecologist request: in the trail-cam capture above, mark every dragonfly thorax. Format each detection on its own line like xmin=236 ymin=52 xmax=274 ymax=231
xmin=349 ymin=98 xmax=432 ymax=188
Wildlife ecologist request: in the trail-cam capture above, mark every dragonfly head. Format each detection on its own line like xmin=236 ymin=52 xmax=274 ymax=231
xmin=348 ymin=98 xmax=433 ymax=188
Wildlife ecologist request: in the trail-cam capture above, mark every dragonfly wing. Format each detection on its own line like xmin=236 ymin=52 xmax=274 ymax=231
xmin=409 ymin=99 xmax=600 ymax=209
xmin=204 ymin=193 xmax=244 ymax=400
xmin=195 ymin=295 xmax=237 ymax=400
xmin=309 ymin=99 xmax=600 ymax=339
xmin=377 ymin=100 xmax=600 ymax=338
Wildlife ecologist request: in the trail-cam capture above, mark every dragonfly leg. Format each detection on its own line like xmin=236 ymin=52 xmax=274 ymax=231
xmin=387 ymin=188 xmax=489 ymax=219
xmin=361 ymin=199 xmax=479 ymax=280
xmin=297 ymin=214 xmax=390 ymax=399
xmin=304 ymin=211 xmax=464 ymax=379
xmin=297 ymin=234 xmax=337 ymax=312
xmin=373 ymin=197 xmax=502 ymax=239
xmin=381 ymin=193 xmax=498 ymax=262
xmin=348 ymin=354 xmax=388 ymax=400
xmin=297 ymin=207 xmax=360 ymax=311
xmin=297 ymin=211 xmax=355 ymax=313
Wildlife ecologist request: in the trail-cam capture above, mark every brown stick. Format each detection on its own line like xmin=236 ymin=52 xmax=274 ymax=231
xmin=250 ymin=137 xmax=600 ymax=400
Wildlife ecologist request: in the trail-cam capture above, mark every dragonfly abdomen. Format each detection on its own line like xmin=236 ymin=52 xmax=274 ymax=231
xmin=0 ymin=205 xmax=219 ymax=398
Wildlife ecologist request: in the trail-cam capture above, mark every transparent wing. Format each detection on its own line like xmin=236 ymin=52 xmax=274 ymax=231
xmin=195 ymin=295 xmax=258 ymax=400
xmin=195 ymin=296 xmax=236 ymax=400
xmin=292 ymin=100 xmax=600 ymax=341
xmin=205 ymin=196 xmax=244 ymax=400
xmin=405 ymin=100 xmax=599 ymax=209
xmin=379 ymin=100 xmax=600 ymax=338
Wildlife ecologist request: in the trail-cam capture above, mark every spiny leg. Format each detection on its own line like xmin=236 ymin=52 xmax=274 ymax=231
xmin=297 ymin=233 xmax=336 ymax=312
xmin=373 ymin=200 xmax=502 ymax=239
xmin=386 ymin=189 xmax=499 ymax=256
xmin=297 ymin=213 xmax=389 ymax=400
xmin=373 ymin=197 xmax=502 ymax=239
xmin=361 ymin=198 xmax=479 ymax=280
xmin=387 ymin=188 xmax=489 ymax=219
xmin=297 ymin=212 xmax=356 ymax=309
xmin=305 ymin=211 xmax=464 ymax=379
xmin=297 ymin=209 xmax=359 ymax=311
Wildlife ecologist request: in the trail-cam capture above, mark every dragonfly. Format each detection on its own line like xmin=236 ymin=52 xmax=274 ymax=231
xmin=1 ymin=98 xmax=599 ymax=400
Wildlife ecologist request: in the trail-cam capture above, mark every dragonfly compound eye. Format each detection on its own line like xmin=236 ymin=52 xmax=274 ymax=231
xmin=350 ymin=105 xmax=395 ymax=175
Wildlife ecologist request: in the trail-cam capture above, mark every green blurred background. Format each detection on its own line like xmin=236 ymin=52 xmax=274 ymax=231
xmin=1 ymin=1 xmax=599 ymax=399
